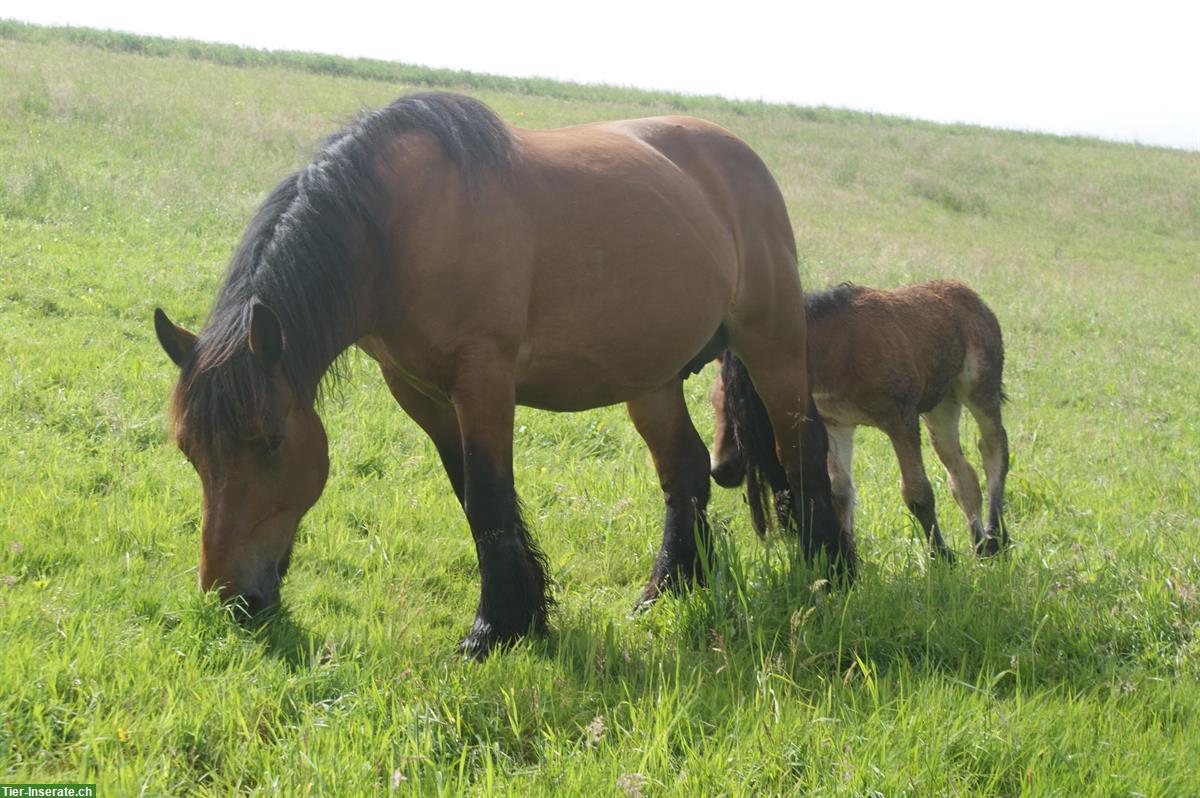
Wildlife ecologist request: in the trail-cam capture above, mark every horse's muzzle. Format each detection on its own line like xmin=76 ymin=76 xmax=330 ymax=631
xmin=226 ymin=571 xmax=282 ymax=621
xmin=238 ymin=588 xmax=280 ymax=619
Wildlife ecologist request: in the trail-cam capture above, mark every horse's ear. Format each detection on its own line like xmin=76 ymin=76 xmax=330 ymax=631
xmin=154 ymin=308 xmax=196 ymax=368
xmin=247 ymin=301 xmax=284 ymax=371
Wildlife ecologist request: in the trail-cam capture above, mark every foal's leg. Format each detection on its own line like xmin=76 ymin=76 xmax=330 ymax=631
xmin=628 ymin=381 xmax=714 ymax=609
xmin=965 ymin=395 xmax=1010 ymax=554
xmin=882 ymin=410 xmax=954 ymax=561
xmin=922 ymin=397 xmax=986 ymax=553
xmin=450 ymin=358 xmax=550 ymax=659
xmin=381 ymin=368 xmax=464 ymax=504
xmin=826 ymin=424 xmax=857 ymax=534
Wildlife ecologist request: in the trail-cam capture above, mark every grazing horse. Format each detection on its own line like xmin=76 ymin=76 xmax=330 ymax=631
xmin=711 ymin=280 xmax=1009 ymax=558
xmin=153 ymin=92 xmax=852 ymax=657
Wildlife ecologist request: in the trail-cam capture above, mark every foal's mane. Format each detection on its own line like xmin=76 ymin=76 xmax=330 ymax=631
xmin=171 ymin=92 xmax=515 ymax=453
xmin=805 ymin=282 xmax=864 ymax=321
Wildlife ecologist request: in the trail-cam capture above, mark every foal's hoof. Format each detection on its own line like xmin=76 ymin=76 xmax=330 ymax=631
xmin=974 ymin=533 xmax=1007 ymax=558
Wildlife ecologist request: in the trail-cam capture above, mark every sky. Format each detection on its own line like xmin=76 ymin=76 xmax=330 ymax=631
xmin=4 ymin=0 xmax=1198 ymax=151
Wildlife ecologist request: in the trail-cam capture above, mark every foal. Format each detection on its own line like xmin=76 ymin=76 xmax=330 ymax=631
xmin=712 ymin=280 xmax=1009 ymax=558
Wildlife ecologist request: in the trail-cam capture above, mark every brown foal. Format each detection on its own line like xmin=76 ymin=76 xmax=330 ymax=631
xmin=712 ymin=280 xmax=1010 ymax=559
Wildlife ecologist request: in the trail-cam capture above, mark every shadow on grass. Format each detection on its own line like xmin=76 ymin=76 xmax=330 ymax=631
xmin=538 ymin=523 xmax=1191 ymax=701
xmin=248 ymin=603 xmax=325 ymax=671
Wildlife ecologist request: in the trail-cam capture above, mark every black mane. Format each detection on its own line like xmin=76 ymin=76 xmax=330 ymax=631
xmin=805 ymin=282 xmax=864 ymax=322
xmin=173 ymin=92 xmax=515 ymax=452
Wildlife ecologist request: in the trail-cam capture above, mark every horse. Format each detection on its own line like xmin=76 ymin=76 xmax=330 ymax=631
xmin=711 ymin=280 xmax=1009 ymax=559
xmin=153 ymin=92 xmax=854 ymax=658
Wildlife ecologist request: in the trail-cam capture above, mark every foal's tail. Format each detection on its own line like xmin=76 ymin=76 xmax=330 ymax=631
xmin=719 ymin=353 xmax=790 ymax=537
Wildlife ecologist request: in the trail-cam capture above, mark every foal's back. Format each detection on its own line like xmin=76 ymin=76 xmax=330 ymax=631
xmin=806 ymin=280 xmax=1002 ymax=425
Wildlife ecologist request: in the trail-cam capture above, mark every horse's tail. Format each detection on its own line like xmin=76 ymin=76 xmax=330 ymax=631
xmin=719 ymin=352 xmax=791 ymax=537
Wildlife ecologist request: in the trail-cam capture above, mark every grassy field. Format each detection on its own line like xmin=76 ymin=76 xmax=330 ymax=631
xmin=2 ymin=22 xmax=1199 ymax=796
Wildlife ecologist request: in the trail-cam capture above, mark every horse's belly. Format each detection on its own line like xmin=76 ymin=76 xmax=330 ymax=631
xmin=513 ymin=333 xmax=711 ymax=411
xmin=515 ymin=368 xmax=643 ymax=411
xmin=516 ymin=251 xmax=731 ymax=410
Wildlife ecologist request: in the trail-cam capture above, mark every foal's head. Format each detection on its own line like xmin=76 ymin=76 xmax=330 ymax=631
xmin=708 ymin=366 xmax=746 ymax=488
xmin=155 ymin=304 xmax=329 ymax=616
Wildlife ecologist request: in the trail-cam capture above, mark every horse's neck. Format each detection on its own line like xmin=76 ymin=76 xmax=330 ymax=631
xmin=277 ymin=260 xmax=379 ymax=403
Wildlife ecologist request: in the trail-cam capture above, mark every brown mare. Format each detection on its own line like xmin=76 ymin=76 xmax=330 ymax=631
xmin=153 ymin=92 xmax=853 ymax=657
xmin=711 ymin=280 xmax=1009 ymax=559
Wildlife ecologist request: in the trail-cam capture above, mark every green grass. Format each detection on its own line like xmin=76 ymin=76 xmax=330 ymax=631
xmin=2 ymin=23 xmax=1199 ymax=796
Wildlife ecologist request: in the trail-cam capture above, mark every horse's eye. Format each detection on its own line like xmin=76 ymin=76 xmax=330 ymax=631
xmin=262 ymin=435 xmax=284 ymax=456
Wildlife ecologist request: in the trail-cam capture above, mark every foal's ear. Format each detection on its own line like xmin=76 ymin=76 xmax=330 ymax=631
xmin=154 ymin=308 xmax=197 ymax=368
xmin=247 ymin=301 xmax=285 ymax=371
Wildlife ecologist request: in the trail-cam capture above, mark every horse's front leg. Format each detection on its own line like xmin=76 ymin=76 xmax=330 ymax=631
xmin=380 ymin=367 xmax=465 ymax=504
xmin=451 ymin=358 xmax=551 ymax=659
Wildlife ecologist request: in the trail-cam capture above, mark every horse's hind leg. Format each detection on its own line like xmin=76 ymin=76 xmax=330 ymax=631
xmin=731 ymin=339 xmax=854 ymax=578
xmin=965 ymin=394 xmax=1010 ymax=554
xmin=450 ymin=356 xmax=550 ymax=659
xmin=922 ymin=397 xmax=986 ymax=553
xmin=628 ymin=381 xmax=714 ymax=610
xmin=883 ymin=410 xmax=954 ymax=561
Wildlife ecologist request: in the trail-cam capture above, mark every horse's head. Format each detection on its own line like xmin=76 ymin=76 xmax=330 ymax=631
xmin=154 ymin=303 xmax=329 ymax=616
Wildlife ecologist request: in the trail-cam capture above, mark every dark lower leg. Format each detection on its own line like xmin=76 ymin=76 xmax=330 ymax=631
xmin=903 ymin=477 xmax=953 ymax=561
xmin=459 ymin=446 xmax=551 ymax=658
xmin=452 ymin=363 xmax=551 ymax=659
xmin=638 ymin=488 xmax=713 ymax=607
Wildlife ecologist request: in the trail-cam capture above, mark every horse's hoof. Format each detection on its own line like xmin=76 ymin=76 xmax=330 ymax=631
xmin=458 ymin=620 xmax=516 ymax=661
xmin=459 ymin=632 xmax=493 ymax=661
xmin=931 ymin=547 xmax=957 ymax=565
xmin=633 ymin=561 xmax=703 ymax=612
